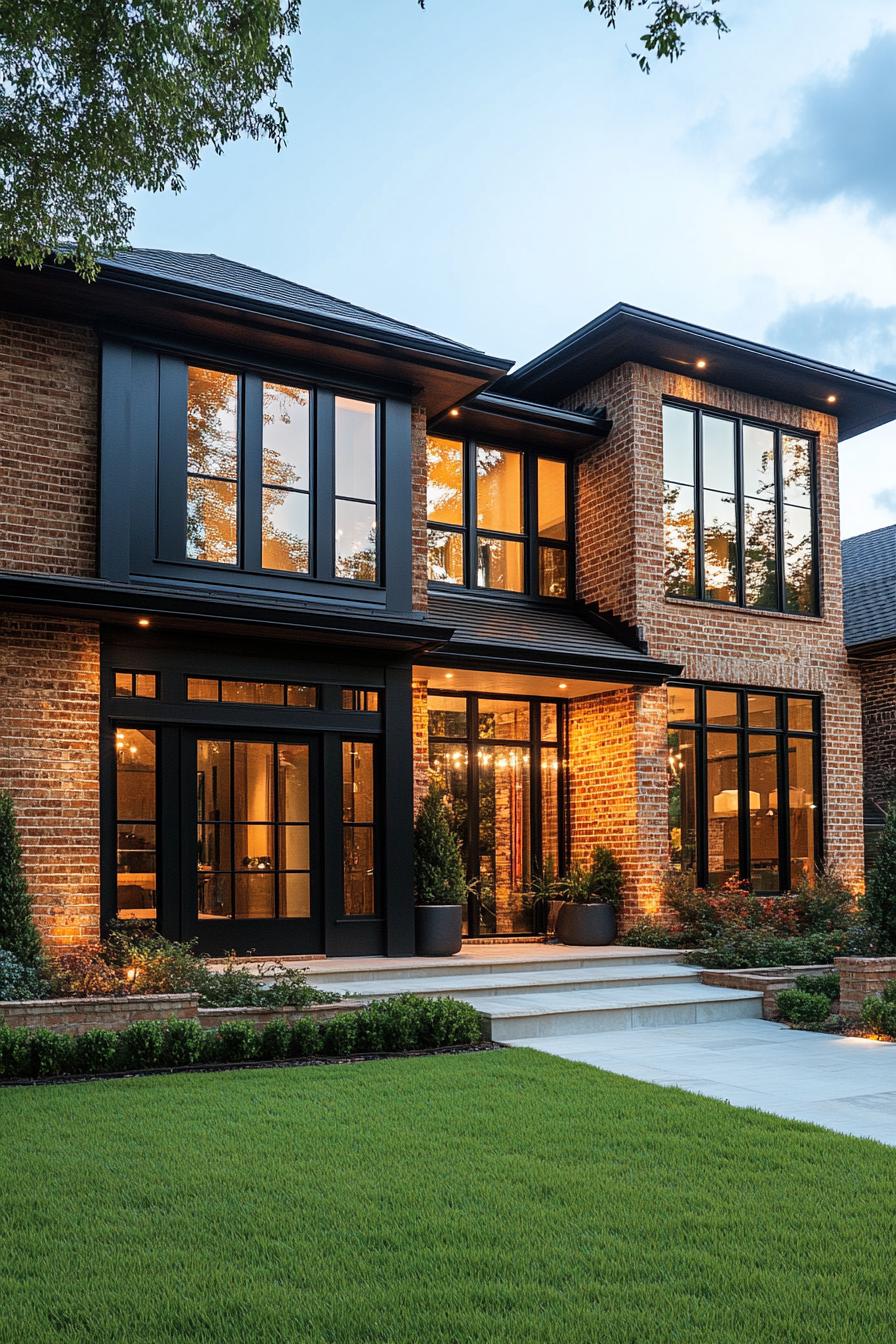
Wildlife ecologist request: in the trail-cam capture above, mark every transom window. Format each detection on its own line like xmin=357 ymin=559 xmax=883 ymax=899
xmin=186 ymin=677 xmax=319 ymax=707
xmin=183 ymin=364 xmax=379 ymax=584
xmin=426 ymin=436 xmax=570 ymax=597
xmin=667 ymin=684 xmax=821 ymax=894
xmin=662 ymin=402 xmax=817 ymax=614
xmin=113 ymin=671 xmax=158 ymax=699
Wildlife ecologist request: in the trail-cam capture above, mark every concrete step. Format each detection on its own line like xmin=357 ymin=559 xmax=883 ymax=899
xmin=311 ymin=962 xmax=703 ymax=1002
xmin=301 ymin=946 xmax=686 ymax=988
xmin=472 ymin=983 xmax=764 ymax=1043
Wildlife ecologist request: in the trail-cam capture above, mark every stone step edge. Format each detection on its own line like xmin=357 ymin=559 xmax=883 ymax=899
xmin=314 ymin=969 xmax=704 ymax=999
xmin=476 ymin=987 xmax=765 ymax=1020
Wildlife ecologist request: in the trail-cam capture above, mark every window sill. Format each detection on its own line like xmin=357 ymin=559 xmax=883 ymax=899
xmin=664 ymin=595 xmax=822 ymax=622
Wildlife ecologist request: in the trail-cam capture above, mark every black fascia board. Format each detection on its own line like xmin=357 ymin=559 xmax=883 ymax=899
xmin=51 ymin=258 xmax=515 ymax=381
xmin=0 ymin=572 xmax=455 ymax=655
xmin=429 ymin=392 xmax=611 ymax=453
xmin=417 ymin=644 xmax=682 ymax=685
xmin=502 ymin=303 xmax=896 ymax=440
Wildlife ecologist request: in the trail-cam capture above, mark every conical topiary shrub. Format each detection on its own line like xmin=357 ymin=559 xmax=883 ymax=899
xmin=0 ymin=790 xmax=43 ymax=968
xmin=864 ymin=802 xmax=896 ymax=953
xmin=413 ymin=782 xmax=466 ymax=906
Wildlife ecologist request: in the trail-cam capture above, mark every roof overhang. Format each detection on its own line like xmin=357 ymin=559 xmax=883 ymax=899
xmin=0 ymin=260 xmax=513 ymax=419
xmin=501 ymin=303 xmax=896 ymax=439
xmin=429 ymin=392 xmax=611 ymax=452
xmin=0 ymin=572 xmax=453 ymax=656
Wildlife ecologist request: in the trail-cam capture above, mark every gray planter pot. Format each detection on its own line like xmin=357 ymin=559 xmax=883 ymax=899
xmin=415 ymin=904 xmax=463 ymax=956
xmin=555 ymin=902 xmax=617 ymax=946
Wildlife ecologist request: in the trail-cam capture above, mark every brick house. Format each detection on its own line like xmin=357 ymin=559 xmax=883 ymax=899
xmin=842 ymin=523 xmax=896 ymax=861
xmin=0 ymin=252 xmax=889 ymax=958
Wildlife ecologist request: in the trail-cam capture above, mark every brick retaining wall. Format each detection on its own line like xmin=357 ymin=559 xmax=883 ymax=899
xmin=835 ymin=956 xmax=896 ymax=1016
xmin=0 ymin=994 xmax=366 ymax=1034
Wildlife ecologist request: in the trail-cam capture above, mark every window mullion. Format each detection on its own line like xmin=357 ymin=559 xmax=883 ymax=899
xmin=241 ymin=375 xmax=263 ymax=572
xmin=694 ymin=412 xmax=705 ymax=601
xmin=735 ymin=419 xmax=745 ymax=607
xmin=315 ymin=392 xmax=335 ymax=580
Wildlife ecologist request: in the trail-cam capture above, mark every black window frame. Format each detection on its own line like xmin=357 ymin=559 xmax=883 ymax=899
xmin=425 ymin=433 xmax=574 ymax=601
xmin=157 ymin=357 xmax=384 ymax=590
xmin=662 ymin=398 xmax=820 ymax=616
xmin=667 ymin=681 xmax=823 ymax=894
xmin=427 ymin=689 xmax=568 ymax=935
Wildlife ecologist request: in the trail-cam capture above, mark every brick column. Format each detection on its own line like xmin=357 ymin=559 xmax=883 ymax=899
xmin=835 ymin=957 xmax=896 ymax=1016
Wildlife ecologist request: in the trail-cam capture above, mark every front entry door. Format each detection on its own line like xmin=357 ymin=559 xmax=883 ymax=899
xmin=183 ymin=734 xmax=322 ymax=956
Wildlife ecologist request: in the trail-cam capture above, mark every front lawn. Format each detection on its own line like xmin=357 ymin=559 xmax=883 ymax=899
xmin=1 ymin=1050 xmax=893 ymax=1343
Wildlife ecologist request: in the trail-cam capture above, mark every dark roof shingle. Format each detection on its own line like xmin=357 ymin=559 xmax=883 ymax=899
xmin=426 ymin=593 xmax=679 ymax=680
xmin=842 ymin=523 xmax=896 ymax=648
xmin=96 ymin=248 xmax=484 ymax=355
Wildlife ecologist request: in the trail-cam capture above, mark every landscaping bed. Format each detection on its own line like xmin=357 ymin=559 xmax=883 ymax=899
xmin=0 ymin=994 xmax=484 ymax=1082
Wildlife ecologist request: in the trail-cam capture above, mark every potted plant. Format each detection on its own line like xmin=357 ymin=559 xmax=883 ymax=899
xmin=523 ymin=858 xmax=564 ymax=936
xmin=555 ymin=845 xmax=623 ymax=946
xmin=413 ymin=782 xmax=466 ymax=956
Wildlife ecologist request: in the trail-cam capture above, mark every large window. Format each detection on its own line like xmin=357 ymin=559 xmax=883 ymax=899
xmin=115 ymin=727 xmax=157 ymax=919
xmin=182 ymin=364 xmax=379 ymax=584
xmin=195 ymin=740 xmax=312 ymax=920
xmin=663 ymin=403 xmax=817 ymax=614
xmin=667 ymin=684 xmax=821 ymax=893
xmin=428 ymin=692 xmax=564 ymax=935
xmin=426 ymin=436 xmax=570 ymax=597
xmin=342 ymin=741 xmax=376 ymax=915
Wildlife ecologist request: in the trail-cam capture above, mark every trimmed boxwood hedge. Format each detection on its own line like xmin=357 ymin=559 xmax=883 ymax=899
xmin=0 ymin=995 xmax=483 ymax=1080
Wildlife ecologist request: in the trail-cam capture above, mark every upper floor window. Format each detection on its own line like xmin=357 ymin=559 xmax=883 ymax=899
xmin=183 ymin=364 xmax=379 ymax=584
xmin=662 ymin=402 xmax=817 ymax=615
xmin=426 ymin=436 xmax=570 ymax=597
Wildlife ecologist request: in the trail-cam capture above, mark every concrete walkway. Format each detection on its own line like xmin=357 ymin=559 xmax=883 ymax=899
xmin=510 ymin=1018 xmax=896 ymax=1146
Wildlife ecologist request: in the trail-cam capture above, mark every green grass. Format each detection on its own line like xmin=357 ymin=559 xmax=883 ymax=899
xmin=1 ymin=1049 xmax=894 ymax=1344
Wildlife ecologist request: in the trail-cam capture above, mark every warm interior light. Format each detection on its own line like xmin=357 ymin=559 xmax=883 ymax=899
xmin=558 ymin=682 xmax=567 ymax=689
xmin=445 ymin=672 xmax=453 ymax=680
xmin=138 ymin=617 xmax=150 ymax=627
xmin=695 ymin=358 xmax=707 ymax=370
xmin=449 ymin=408 xmax=460 ymax=417
xmin=826 ymin=394 xmax=837 ymax=404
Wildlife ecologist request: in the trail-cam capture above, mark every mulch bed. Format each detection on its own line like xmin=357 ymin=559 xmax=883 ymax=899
xmin=0 ymin=1041 xmax=504 ymax=1089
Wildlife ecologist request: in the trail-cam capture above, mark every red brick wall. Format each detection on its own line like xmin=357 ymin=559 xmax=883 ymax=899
xmin=855 ymin=650 xmax=896 ymax=806
xmin=412 ymin=678 xmax=430 ymax=813
xmin=411 ymin=404 xmax=429 ymax=612
xmin=0 ymin=616 xmax=101 ymax=948
xmin=0 ymin=312 xmax=98 ymax=576
xmin=567 ymin=684 xmax=668 ymax=923
xmin=565 ymin=363 xmax=865 ymax=911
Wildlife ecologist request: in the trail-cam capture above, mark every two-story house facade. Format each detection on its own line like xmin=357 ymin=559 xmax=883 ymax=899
xmin=2 ymin=252 xmax=892 ymax=958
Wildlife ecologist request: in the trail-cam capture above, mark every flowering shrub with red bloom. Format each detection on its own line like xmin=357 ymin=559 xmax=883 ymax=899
xmin=663 ymin=868 xmax=856 ymax=947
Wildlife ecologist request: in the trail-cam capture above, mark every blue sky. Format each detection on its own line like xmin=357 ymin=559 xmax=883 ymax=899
xmin=130 ymin=0 xmax=896 ymax=537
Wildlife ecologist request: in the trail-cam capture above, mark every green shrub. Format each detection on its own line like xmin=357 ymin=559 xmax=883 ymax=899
xmin=75 ymin=1029 xmax=121 ymax=1075
xmin=0 ymin=791 xmax=43 ymax=969
xmin=413 ymin=996 xmax=481 ymax=1047
xmin=685 ymin=930 xmax=847 ymax=970
xmin=320 ymin=1012 xmax=359 ymax=1056
xmin=775 ymin=989 xmax=831 ymax=1025
xmin=118 ymin=1019 xmax=166 ymax=1070
xmin=861 ymin=993 xmax=896 ymax=1038
xmin=260 ymin=969 xmax=340 ymax=1008
xmin=288 ymin=1016 xmax=322 ymax=1057
xmin=209 ymin=1020 xmax=259 ymax=1064
xmin=0 ymin=948 xmax=45 ymax=1001
xmin=258 ymin=1017 xmax=292 ymax=1060
xmin=794 ymin=972 xmax=839 ymax=1002
xmin=46 ymin=944 xmax=124 ymax=997
xmin=863 ymin=804 xmax=896 ymax=953
xmin=617 ymin=918 xmax=684 ymax=949
xmin=586 ymin=845 xmax=624 ymax=909
xmin=790 ymin=868 xmax=855 ymax=934
xmin=29 ymin=1027 xmax=77 ymax=1076
xmin=0 ymin=1023 xmax=30 ymax=1077
xmin=161 ymin=1017 xmax=207 ymax=1067
xmin=414 ymin=782 xmax=466 ymax=905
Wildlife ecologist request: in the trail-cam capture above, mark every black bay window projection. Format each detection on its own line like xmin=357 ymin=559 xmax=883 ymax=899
xmin=428 ymin=693 xmax=564 ymax=936
xmin=195 ymin=740 xmax=312 ymax=920
xmin=426 ymin=435 xmax=570 ymax=597
xmin=667 ymin=684 xmax=821 ymax=893
xmin=173 ymin=363 xmax=381 ymax=585
xmin=115 ymin=727 xmax=157 ymax=919
xmin=662 ymin=402 xmax=818 ymax=614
